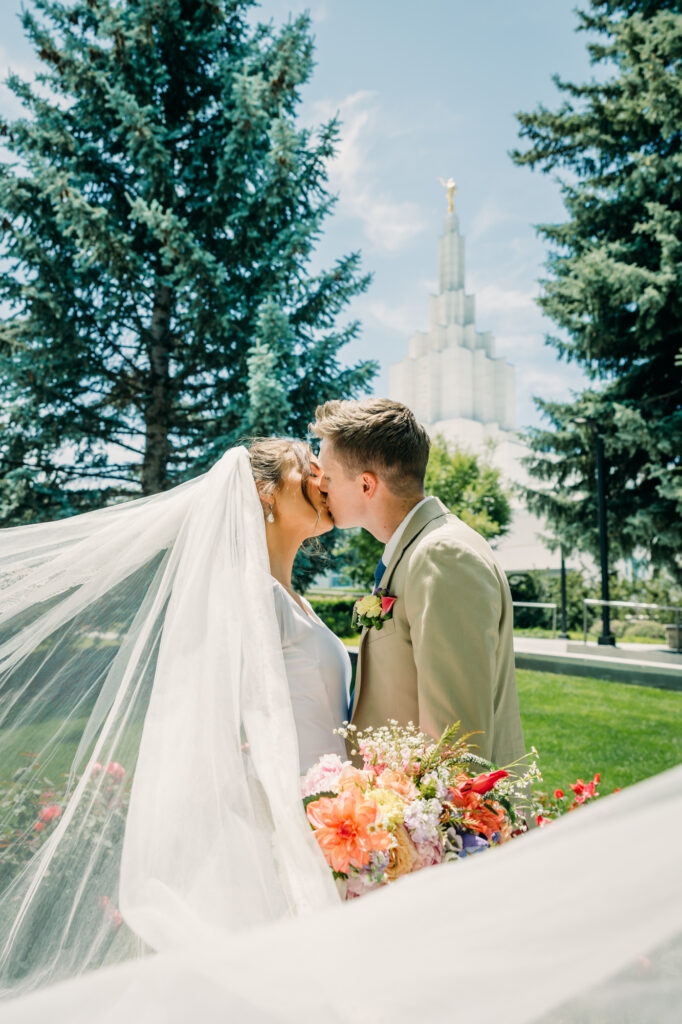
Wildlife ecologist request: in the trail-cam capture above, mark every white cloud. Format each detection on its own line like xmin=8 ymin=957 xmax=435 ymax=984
xmin=469 ymin=197 xmax=515 ymax=243
xmin=470 ymin=278 xmax=540 ymax=320
xmin=366 ymin=299 xmax=424 ymax=336
xmin=312 ymin=91 xmax=427 ymax=253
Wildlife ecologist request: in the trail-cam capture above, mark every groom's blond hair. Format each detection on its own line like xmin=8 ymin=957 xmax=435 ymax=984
xmin=312 ymin=398 xmax=430 ymax=498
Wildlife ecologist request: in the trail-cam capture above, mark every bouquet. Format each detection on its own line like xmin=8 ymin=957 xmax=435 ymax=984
xmin=301 ymin=720 xmax=535 ymax=900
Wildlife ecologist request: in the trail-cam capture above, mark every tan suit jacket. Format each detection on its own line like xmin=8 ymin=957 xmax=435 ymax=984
xmin=351 ymin=497 xmax=526 ymax=769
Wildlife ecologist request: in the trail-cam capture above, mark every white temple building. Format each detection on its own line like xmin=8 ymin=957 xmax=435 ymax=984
xmin=388 ymin=191 xmax=559 ymax=572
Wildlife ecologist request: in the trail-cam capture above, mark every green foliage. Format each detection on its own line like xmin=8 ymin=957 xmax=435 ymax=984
xmin=0 ymin=0 xmax=376 ymax=523
xmin=508 ymin=565 xmax=681 ymax=632
xmin=0 ymin=757 xmax=128 ymax=894
xmin=338 ymin=437 xmax=512 ymax=588
xmin=424 ymin=436 xmax=512 ymax=540
xmin=508 ymin=568 xmax=592 ymax=631
xmin=336 ymin=528 xmax=384 ymax=590
xmin=512 ymin=1 xmax=682 ymax=582
xmin=306 ymin=595 xmax=357 ymax=637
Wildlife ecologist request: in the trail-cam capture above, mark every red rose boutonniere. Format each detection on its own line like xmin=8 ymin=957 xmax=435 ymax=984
xmin=352 ymin=588 xmax=397 ymax=632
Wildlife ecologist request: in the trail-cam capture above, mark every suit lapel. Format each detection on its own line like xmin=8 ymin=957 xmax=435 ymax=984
xmin=380 ymin=496 xmax=448 ymax=591
xmin=351 ymin=496 xmax=448 ymax=720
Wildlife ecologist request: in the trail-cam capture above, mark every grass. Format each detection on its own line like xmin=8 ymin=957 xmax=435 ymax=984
xmin=516 ymin=669 xmax=682 ymax=794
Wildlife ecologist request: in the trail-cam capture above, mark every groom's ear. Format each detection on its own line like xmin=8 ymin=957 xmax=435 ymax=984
xmin=360 ymin=471 xmax=379 ymax=498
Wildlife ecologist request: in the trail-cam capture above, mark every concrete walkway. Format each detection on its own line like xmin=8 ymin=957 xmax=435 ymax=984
xmin=514 ymin=636 xmax=682 ymax=690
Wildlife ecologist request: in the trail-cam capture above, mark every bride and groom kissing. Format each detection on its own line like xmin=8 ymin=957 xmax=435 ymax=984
xmin=261 ymin=396 xmax=526 ymax=773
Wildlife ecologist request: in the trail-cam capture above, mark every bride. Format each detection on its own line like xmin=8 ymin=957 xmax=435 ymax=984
xmin=0 ymin=441 xmax=680 ymax=1022
xmin=249 ymin=438 xmax=350 ymax=771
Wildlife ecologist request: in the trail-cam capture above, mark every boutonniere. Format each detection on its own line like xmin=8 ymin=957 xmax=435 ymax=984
xmin=352 ymin=589 xmax=397 ymax=632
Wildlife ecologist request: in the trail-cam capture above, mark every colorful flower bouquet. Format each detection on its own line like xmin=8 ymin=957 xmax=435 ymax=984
xmin=301 ymin=720 xmax=535 ymax=899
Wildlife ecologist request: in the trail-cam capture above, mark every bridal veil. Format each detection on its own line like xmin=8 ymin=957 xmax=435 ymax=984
xmin=0 ymin=445 xmax=680 ymax=1021
xmin=0 ymin=447 xmax=337 ymax=994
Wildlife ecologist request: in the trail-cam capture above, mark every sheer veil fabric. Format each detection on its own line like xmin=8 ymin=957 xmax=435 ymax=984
xmin=0 ymin=446 xmax=680 ymax=1021
xmin=0 ymin=447 xmax=336 ymax=994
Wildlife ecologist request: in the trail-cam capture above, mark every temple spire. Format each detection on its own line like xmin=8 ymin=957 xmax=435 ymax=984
xmin=438 ymin=176 xmax=457 ymax=215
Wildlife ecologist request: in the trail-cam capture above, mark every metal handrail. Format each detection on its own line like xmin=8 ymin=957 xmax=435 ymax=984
xmin=513 ymin=601 xmax=557 ymax=638
xmin=582 ymin=599 xmax=682 ymax=648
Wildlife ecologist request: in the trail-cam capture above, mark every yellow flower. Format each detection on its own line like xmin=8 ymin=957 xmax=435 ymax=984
xmin=369 ymin=787 xmax=406 ymax=829
xmin=357 ymin=594 xmax=382 ymax=618
xmin=385 ymin=824 xmax=418 ymax=880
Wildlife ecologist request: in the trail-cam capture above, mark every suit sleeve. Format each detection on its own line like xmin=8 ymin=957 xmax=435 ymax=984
xmin=403 ymin=538 xmax=502 ymax=760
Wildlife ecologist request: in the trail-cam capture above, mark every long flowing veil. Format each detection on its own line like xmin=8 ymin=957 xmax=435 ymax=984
xmin=0 ymin=446 xmax=680 ymax=1021
xmin=0 ymin=447 xmax=337 ymax=995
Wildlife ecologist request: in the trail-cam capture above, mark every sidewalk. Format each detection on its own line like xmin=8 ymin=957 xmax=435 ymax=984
xmin=513 ymin=636 xmax=682 ymax=690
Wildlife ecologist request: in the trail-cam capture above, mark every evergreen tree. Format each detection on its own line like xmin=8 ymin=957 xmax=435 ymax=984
xmin=338 ymin=437 xmax=512 ymax=588
xmin=512 ymin=0 xmax=682 ymax=582
xmin=0 ymin=0 xmax=375 ymax=524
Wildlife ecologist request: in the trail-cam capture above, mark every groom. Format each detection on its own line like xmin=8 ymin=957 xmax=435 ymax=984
xmin=314 ymin=397 xmax=526 ymax=769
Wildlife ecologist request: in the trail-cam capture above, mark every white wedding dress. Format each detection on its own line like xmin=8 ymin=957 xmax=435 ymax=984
xmin=272 ymin=579 xmax=350 ymax=772
xmin=0 ymin=447 xmax=680 ymax=1022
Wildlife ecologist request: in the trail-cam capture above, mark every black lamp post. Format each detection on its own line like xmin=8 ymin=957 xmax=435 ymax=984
xmin=559 ymin=548 xmax=569 ymax=639
xmin=573 ymin=416 xmax=616 ymax=646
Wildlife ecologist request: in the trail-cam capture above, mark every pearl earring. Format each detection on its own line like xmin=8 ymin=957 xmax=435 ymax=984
xmin=266 ymin=506 xmax=275 ymax=524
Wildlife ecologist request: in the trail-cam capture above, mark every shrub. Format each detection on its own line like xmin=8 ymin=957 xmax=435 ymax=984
xmin=307 ymin=597 xmax=357 ymax=638
xmin=622 ymin=619 xmax=666 ymax=640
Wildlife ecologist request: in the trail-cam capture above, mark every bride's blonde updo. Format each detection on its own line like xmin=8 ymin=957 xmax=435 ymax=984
xmin=246 ymin=437 xmax=317 ymax=512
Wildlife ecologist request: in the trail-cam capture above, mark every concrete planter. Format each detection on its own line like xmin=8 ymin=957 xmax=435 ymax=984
xmin=664 ymin=624 xmax=682 ymax=651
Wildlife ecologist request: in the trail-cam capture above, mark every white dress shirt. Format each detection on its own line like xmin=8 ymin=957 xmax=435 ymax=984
xmin=382 ymin=496 xmax=431 ymax=568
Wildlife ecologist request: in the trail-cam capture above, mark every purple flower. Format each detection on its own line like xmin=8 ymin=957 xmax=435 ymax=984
xmin=458 ymin=833 xmax=490 ymax=857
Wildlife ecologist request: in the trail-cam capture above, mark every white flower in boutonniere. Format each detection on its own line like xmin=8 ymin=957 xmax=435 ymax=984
xmin=352 ymin=590 xmax=397 ymax=632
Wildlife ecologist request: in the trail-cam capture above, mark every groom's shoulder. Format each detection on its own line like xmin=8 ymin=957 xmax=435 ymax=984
xmin=410 ymin=511 xmax=501 ymax=577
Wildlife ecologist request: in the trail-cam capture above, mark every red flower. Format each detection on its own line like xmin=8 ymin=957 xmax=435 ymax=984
xmin=569 ymin=772 xmax=600 ymax=804
xmin=452 ymin=770 xmax=509 ymax=798
xmin=106 ymin=762 xmax=125 ymax=782
xmin=380 ymin=595 xmax=396 ymax=617
xmin=613 ymin=787 xmax=621 ymax=793
xmin=34 ymin=822 xmax=45 ymax=832
xmin=554 ymin=789 xmax=564 ymax=799
xmin=38 ymin=804 xmax=62 ymax=823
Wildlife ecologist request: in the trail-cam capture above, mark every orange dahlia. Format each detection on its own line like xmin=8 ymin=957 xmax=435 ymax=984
xmin=306 ymin=788 xmax=392 ymax=874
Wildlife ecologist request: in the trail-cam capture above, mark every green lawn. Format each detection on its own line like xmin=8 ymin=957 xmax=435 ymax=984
xmin=516 ymin=669 xmax=682 ymax=793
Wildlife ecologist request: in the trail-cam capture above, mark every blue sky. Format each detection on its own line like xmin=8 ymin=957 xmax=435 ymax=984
xmin=0 ymin=1 xmax=600 ymax=430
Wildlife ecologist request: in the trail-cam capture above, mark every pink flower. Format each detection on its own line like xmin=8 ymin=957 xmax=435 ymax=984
xmin=380 ymin=595 xmax=396 ymax=617
xmin=34 ymin=822 xmax=45 ymax=832
xmin=106 ymin=762 xmax=125 ymax=782
xmin=90 ymin=762 xmax=103 ymax=778
xmin=413 ymin=838 xmax=444 ymax=869
xmin=376 ymin=769 xmax=418 ymax=800
xmin=301 ymin=754 xmax=348 ymax=798
xmin=38 ymin=804 xmax=62 ymax=823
